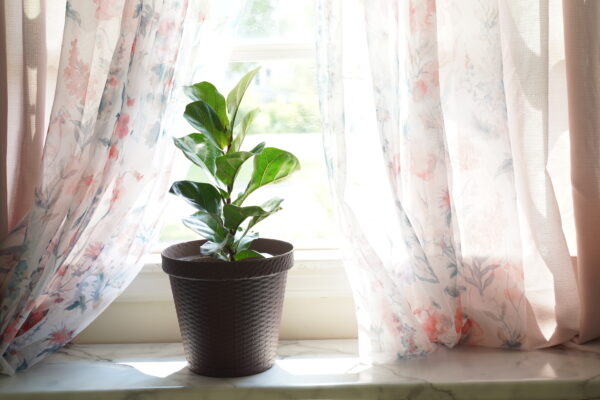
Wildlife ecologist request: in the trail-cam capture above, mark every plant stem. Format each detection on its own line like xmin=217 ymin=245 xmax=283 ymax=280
xmin=225 ymin=134 xmax=235 ymax=261
xmin=226 ymin=183 xmax=233 ymax=205
xmin=227 ymin=247 xmax=235 ymax=262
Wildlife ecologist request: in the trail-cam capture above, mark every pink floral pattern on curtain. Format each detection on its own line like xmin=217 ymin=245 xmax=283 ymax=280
xmin=317 ymin=0 xmax=581 ymax=362
xmin=0 ymin=0 xmax=192 ymax=374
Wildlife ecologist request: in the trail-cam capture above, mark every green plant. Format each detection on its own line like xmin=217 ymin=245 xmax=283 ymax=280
xmin=169 ymin=68 xmax=300 ymax=261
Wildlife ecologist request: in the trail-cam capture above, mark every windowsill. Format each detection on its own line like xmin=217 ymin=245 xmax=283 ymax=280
xmin=2 ymin=339 xmax=600 ymax=400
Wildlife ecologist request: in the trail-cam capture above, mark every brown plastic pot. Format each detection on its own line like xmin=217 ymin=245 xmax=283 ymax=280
xmin=161 ymin=238 xmax=294 ymax=377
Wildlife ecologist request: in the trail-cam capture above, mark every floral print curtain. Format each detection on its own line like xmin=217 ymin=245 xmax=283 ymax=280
xmin=317 ymin=0 xmax=589 ymax=362
xmin=0 ymin=0 xmax=239 ymax=375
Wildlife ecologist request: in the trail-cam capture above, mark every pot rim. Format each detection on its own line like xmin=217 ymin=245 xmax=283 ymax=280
xmin=161 ymin=238 xmax=294 ymax=281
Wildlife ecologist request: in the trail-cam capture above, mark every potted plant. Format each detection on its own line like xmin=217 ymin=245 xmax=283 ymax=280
xmin=161 ymin=68 xmax=300 ymax=377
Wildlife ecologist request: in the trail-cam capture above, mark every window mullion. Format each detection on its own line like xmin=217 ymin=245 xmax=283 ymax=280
xmin=230 ymin=42 xmax=315 ymax=62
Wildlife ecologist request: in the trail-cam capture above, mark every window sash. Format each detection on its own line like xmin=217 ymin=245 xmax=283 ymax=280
xmin=230 ymin=42 xmax=315 ymax=62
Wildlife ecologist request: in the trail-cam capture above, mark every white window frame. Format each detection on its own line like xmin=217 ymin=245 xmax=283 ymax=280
xmin=229 ymin=42 xmax=316 ymax=61
xmin=75 ymin=37 xmax=357 ymax=344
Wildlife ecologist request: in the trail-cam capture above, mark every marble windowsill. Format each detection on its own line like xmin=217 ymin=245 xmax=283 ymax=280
xmin=1 ymin=339 xmax=600 ymax=400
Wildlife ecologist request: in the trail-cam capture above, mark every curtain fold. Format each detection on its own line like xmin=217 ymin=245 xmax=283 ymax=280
xmin=493 ymin=0 xmax=578 ymax=346
xmin=563 ymin=0 xmax=600 ymax=344
xmin=318 ymin=0 xmax=595 ymax=363
xmin=0 ymin=0 xmax=64 ymax=241
xmin=0 ymin=0 xmax=242 ymax=375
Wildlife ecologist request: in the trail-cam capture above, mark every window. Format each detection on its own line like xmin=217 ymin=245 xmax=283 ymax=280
xmin=158 ymin=0 xmax=340 ymax=250
xmin=76 ymin=0 xmax=355 ymax=344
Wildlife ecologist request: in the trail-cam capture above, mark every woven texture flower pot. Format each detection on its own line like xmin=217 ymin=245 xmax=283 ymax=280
xmin=161 ymin=238 xmax=294 ymax=377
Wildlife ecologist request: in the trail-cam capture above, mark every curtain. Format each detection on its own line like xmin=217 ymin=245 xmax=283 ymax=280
xmin=0 ymin=0 xmax=241 ymax=375
xmin=317 ymin=0 xmax=599 ymax=363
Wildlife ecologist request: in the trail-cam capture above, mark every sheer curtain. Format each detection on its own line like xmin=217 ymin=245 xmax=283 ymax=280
xmin=317 ymin=0 xmax=599 ymax=363
xmin=0 ymin=0 xmax=242 ymax=375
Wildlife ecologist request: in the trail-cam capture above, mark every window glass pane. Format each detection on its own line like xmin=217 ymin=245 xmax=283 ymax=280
xmin=236 ymin=0 xmax=316 ymax=42
xmin=227 ymin=61 xmax=321 ymax=134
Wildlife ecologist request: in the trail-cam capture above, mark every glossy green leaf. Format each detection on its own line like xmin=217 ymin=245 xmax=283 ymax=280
xmin=184 ymin=101 xmax=229 ymax=149
xmin=215 ymin=151 xmax=253 ymax=188
xmin=216 ymin=187 xmax=230 ymax=199
xmin=202 ymin=248 xmax=228 ymax=261
xmin=173 ymin=133 xmax=223 ymax=177
xmin=169 ymin=181 xmax=222 ymax=214
xmin=215 ymin=142 xmax=264 ymax=188
xmin=234 ymin=148 xmax=300 ymax=205
xmin=200 ymin=234 xmax=233 ymax=261
xmin=226 ymin=67 xmax=260 ymax=129
xmin=182 ymin=211 xmax=228 ymax=243
xmin=250 ymin=141 xmax=266 ymax=154
xmin=234 ymin=249 xmax=265 ymax=261
xmin=223 ymin=204 xmax=268 ymax=231
xmin=183 ymin=82 xmax=228 ymax=127
xmin=234 ymin=231 xmax=258 ymax=252
xmin=231 ymin=108 xmax=260 ymax=153
xmin=247 ymin=197 xmax=284 ymax=230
